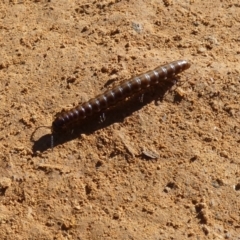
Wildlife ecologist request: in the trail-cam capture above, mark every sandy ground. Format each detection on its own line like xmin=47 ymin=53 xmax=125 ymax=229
xmin=0 ymin=0 xmax=240 ymax=239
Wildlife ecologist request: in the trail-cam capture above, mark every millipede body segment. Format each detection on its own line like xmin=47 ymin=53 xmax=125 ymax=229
xmin=52 ymin=60 xmax=190 ymax=133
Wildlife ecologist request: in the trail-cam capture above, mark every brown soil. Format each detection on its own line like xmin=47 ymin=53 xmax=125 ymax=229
xmin=0 ymin=0 xmax=239 ymax=239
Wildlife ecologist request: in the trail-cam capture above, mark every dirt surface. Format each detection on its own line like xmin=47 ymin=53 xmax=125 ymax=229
xmin=0 ymin=0 xmax=240 ymax=239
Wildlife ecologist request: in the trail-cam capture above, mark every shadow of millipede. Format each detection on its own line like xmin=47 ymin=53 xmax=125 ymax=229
xmin=31 ymin=80 xmax=181 ymax=154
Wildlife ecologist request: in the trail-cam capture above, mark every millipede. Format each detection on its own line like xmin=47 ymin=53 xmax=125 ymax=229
xmin=52 ymin=60 xmax=191 ymax=134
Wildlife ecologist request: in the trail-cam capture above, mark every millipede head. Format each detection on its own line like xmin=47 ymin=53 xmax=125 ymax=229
xmin=51 ymin=116 xmax=66 ymax=133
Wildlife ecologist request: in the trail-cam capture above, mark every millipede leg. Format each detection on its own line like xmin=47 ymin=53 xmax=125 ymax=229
xmin=139 ymin=94 xmax=144 ymax=103
xmin=51 ymin=134 xmax=54 ymax=151
xmin=99 ymin=112 xmax=106 ymax=123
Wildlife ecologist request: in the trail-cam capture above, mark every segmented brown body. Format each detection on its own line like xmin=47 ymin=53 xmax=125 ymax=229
xmin=52 ymin=60 xmax=190 ymax=133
